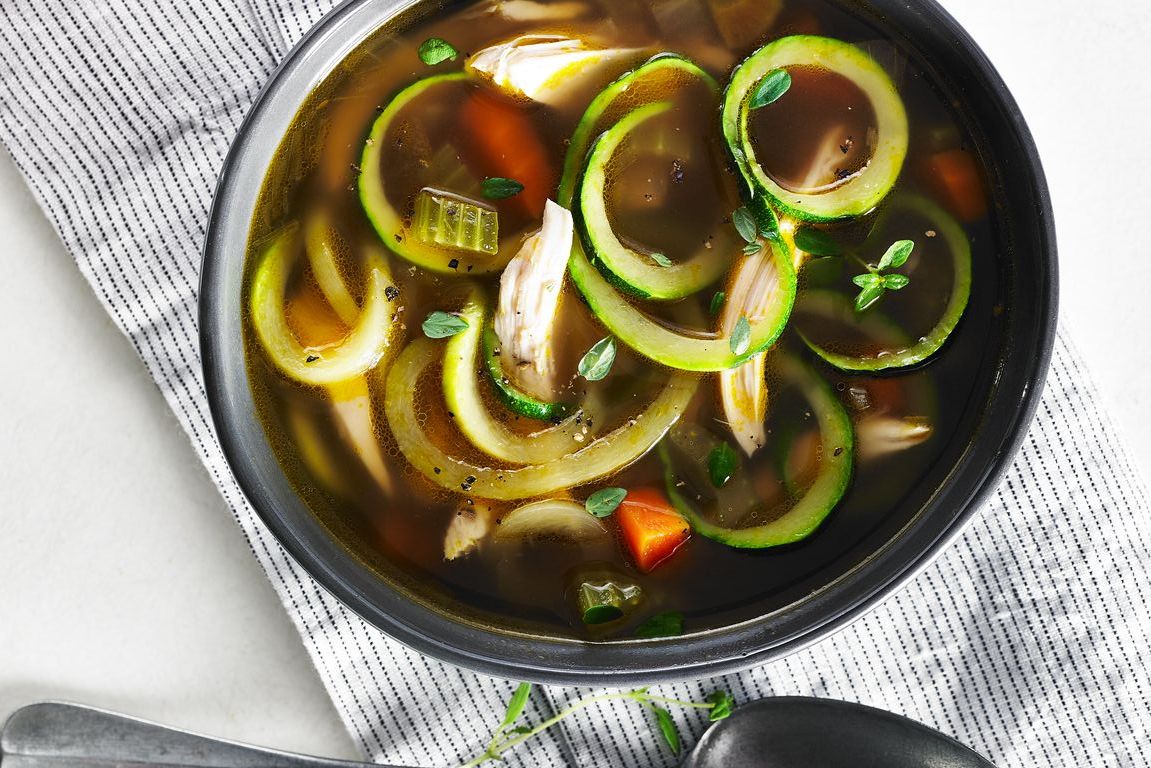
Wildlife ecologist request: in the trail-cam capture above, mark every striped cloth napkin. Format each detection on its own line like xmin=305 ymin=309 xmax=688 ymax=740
xmin=2 ymin=2 xmax=1148 ymax=766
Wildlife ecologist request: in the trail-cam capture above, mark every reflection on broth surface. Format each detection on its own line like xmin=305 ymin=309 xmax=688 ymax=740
xmin=244 ymin=0 xmax=999 ymax=639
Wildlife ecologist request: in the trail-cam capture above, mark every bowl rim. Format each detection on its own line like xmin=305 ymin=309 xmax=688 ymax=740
xmin=200 ymin=0 xmax=1059 ymax=684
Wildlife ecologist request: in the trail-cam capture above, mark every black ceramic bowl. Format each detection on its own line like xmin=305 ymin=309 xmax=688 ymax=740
xmin=200 ymin=0 xmax=1057 ymax=684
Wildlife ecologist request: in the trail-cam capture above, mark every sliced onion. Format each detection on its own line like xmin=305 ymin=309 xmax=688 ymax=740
xmin=493 ymin=499 xmax=607 ymax=542
xmin=328 ymin=377 xmax=393 ymax=496
xmin=302 ymin=215 xmax=395 ymax=493
xmin=250 ymin=227 xmax=398 ymax=386
xmin=386 ymin=338 xmax=698 ymax=500
xmin=305 ymin=212 xmax=359 ymax=325
xmin=256 ymin=221 xmax=400 ymax=496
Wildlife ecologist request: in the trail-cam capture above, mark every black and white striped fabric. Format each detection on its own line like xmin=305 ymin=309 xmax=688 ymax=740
xmin=2 ymin=2 xmax=1148 ymax=766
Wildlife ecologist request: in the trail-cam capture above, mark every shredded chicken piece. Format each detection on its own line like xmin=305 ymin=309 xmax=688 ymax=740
xmin=467 ymin=35 xmax=641 ymax=105
xmin=443 ymin=503 xmax=497 ymax=561
xmin=716 ymin=252 xmax=785 ymax=456
xmin=480 ymin=0 xmax=590 ymax=22
xmin=329 ymin=378 xmax=393 ymax=495
xmin=721 ymin=249 xmax=786 ymax=335
xmin=857 ymin=415 xmax=933 ymax=461
xmin=494 ymin=200 xmax=573 ymax=401
xmin=719 ymin=355 xmax=768 ymax=456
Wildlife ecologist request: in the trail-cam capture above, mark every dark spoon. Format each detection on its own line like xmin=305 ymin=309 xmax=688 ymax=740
xmin=683 ymin=696 xmax=997 ymax=768
xmin=2 ymin=699 xmax=994 ymax=768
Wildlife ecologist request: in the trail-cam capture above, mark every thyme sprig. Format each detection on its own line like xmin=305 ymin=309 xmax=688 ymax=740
xmin=460 ymin=683 xmax=736 ymax=766
xmin=852 ymin=239 xmax=915 ymax=312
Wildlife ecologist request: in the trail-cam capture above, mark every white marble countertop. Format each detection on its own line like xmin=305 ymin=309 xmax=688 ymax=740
xmin=1 ymin=0 xmax=1148 ymax=761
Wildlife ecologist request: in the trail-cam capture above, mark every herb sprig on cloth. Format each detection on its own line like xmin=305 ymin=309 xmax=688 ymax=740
xmin=460 ymin=683 xmax=736 ymax=766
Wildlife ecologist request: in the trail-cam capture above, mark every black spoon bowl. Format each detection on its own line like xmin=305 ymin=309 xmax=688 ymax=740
xmin=685 ymin=697 xmax=996 ymax=768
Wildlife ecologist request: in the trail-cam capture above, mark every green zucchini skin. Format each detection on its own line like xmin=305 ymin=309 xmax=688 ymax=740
xmin=444 ymin=293 xmax=595 ymax=463
xmin=575 ymin=101 xmax=734 ymax=300
xmin=722 ymin=36 xmax=908 ymax=223
xmin=359 ymin=73 xmax=511 ymax=275
xmin=386 ymin=338 xmax=700 ymax=501
xmin=561 ymin=53 xmax=795 ymax=372
xmin=662 ymin=355 xmax=854 ymax=548
xmin=570 ymin=56 xmax=731 ymax=300
xmin=480 ymin=324 xmax=570 ymax=422
xmin=798 ymin=195 xmax=972 ymax=372
xmin=567 ymin=232 xmax=795 ymax=372
xmin=558 ymin=53 xmax=718 ymax=208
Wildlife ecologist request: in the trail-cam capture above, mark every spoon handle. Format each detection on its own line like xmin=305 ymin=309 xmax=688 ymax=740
xmin=0 ymin=702 xmax=409 ymax=768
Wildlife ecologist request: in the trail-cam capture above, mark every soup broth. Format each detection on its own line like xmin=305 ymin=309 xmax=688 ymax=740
xmin=244 ymin=0 xmax=1000 ymax=638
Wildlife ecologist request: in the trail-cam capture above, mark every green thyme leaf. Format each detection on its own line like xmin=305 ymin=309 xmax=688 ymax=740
xmin=422 ymin=310 xmax=468 ymax=338
xmin=417 ymin=37 xmax=458 ymax=66
xmin=650 ymin=252 xmax=673 ymax=267
xmin=855 ymin=281 xmax=887 ymax=313
xmin=481 ymin=176 xmax=525 ymax=200
xmin=742 ymin=241 xmax=763 ymax=255
xmin=706 ymin=691 xmax=735 ymax=721
xmin=852 ymin=273 xmax=882 ymax=289
xmin=884 ymin=273 xmax=911 ymax=290
xmin=586 ymin=487 xmax=627 ymax=518
xmin=732 ymin=206 xmax=758 ymax=244
xmin=709 ymin=291 xmax=726 ymax=316
xmin=794 ymin=226 xmax=842 ymax=257
xmin=578 ymin=337 xmax=617 ymax=381
xmin=730 ymin=315 xmax=752 ymax=356
xmin=749 ymin=68 xmax=792 ymax=109
xmin=708 ymin=442 xmax=740 ymax=488
xmin=635 ymin=611 xmax=684 ymax=639
xmin=653 ymin=707 xmax=681 ymax=755
xmin=878 ymin=239 xmax=915 ymax=270
xmin=500 ymin=683 xmax=532 ymax=731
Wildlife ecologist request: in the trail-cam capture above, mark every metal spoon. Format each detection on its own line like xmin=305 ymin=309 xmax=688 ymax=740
xmin=0 ymin=702 xmax=409 ymax=768
xmin=2 ymin=699 xmax=995 ymax=768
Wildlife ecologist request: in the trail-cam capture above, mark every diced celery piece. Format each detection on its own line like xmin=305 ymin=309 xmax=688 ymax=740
xmin=413 ymin=188 xmax=499 ymax=255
